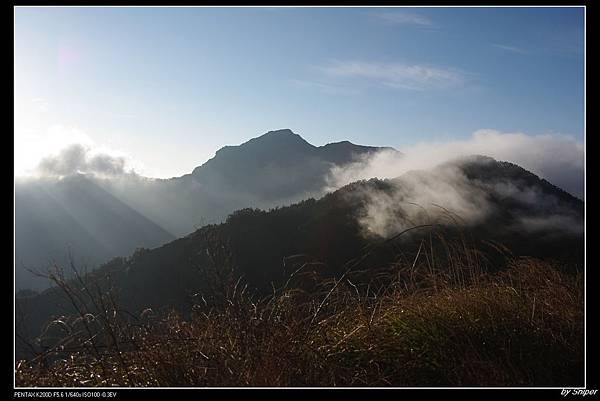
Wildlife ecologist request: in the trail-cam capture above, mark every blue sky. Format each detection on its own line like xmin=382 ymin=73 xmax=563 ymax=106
xmin=14 ymin=6 xmax=584 ymax=178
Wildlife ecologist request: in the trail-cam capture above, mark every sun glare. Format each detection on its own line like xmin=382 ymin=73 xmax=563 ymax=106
xmin=14 ymin=96 xmax=93 ymax=177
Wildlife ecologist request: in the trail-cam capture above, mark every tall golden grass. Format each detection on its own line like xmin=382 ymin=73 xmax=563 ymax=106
xmin=15 ymin=231 xmax=583 ymax=387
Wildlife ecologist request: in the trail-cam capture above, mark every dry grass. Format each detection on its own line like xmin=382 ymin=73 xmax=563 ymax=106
xmin=15 ymin=237 xmax=583 ymax=387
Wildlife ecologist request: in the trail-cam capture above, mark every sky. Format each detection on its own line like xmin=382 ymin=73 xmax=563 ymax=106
xmin=14 ymin=6 xmax=585 ymax=179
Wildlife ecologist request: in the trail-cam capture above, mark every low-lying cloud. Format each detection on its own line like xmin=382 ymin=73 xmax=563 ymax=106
xmin=36 ymin=144 xmax=133 ymax=178
xmin=327 ymin=129 xmax=584 ymax=199
xmin=326 ymin=130 xmax=584 ymax=238
xmin=352 ymin=163 xmax=490 ymax=238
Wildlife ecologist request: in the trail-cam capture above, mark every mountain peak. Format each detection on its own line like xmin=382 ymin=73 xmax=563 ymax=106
xmin=192 ymin=129 xmax=397 ymax=178
xmin=264 ymin=128 xmax=296 ymax=136
xmin=208 ymin=129 xmax=314 ymax=159
xmin=247 ymin=129 xmax=312 ymax=147
xmin=193 ymin=129 xmax=315 ymax=176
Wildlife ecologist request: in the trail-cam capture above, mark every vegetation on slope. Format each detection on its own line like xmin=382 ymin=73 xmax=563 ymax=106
xmin=14 ymin=157 xmax=585 ymax=386
xmin=15 ymin=234 xmax=583 ymax=387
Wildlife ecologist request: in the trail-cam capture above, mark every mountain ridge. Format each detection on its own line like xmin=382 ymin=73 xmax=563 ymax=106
xmin=15 ymin=129 xmax=395 ymax=290
xmin=191 ymin=128 xmax=397 ymax=176
xmin=15 ymin=155 xmax=584 ymax=357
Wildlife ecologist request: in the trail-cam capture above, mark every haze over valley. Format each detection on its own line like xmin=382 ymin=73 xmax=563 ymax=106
xmin=15 ymin=128 xmax=583 ymax=291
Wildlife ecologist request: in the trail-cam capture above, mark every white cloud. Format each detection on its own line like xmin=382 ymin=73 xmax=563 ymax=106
xmin=14 ymin=124 xmax=144 ymax=179
xmin=326 ymin=129 xmax=584 ymax=199
xmin=493 ymin=44 xmax=528 ymax=54
xmin=375 ymin=12 xmax=433 ymax=27
xmin=344 ymin=155 xmax=583 ymax=239
xmin=14 ymin=125 xmax=94 ymax=176
xmin=35 ymin=143 xmax=134 ymax=178
xmin=350 ymin=162 xmax=491 ymax=238
xmin=321 ymin=60 xmax=465 ymax=91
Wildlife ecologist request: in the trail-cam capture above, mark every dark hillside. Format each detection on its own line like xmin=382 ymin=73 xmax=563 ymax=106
xmin=16 ymin=156 xmax=583 ymax=359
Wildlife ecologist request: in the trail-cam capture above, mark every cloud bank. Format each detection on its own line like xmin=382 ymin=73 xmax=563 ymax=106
xmin=326 ymin=129 xmax=584 ymax=199
xmin=351 ymin=158 xmax=583 ymax=239
xmin=351 ymin=162 xmax=488 ymax=238
xmin=326 ymin=130 xmax=583 ymax=239
xmin=35 ymin=144 xmax=133 ymax=178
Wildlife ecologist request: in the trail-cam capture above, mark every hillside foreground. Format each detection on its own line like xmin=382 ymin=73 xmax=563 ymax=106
xmin=16 ymin=236 xmax=583 ymax=387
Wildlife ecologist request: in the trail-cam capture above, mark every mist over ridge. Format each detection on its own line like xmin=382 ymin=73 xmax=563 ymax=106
xmin=15 ymin=128 xmax=584 ymax=292
xmin=14 ymin=129 xmax=394 ymax=290
xmin=16 ymin=152 xmax=584 ymax=359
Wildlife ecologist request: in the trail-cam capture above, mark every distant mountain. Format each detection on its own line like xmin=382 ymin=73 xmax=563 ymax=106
xmin=16 ymin=156 xmax=583 ymax=355
xmin=211 ymin=128 xmax=394 ymax=199
xmin=14 ymin=129 xmax=395 ymax=290
xmin=191 ymin=129 xmax=395 ymax=201
xmin=100 ymin=129 xmax=398 ymax=236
